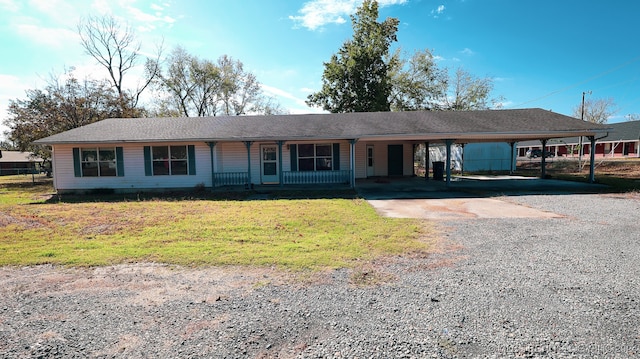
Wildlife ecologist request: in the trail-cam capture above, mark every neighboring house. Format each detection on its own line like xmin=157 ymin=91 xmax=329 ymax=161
xmin=33 ymin=109 xmax=607 ymax=193
xmin=0 ymin=151 xmax=41 ymax=176
xmin=518 ymin=120 xmax=640 ymax=158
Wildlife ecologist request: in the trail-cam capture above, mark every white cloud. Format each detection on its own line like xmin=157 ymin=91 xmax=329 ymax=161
xmin=289 ymin=0 xmax=407 ymax=31
xmin=91 ymin=0 xmax=113 ymax=15
xmin=460 ymin=48 xmax=475 ymax=56
xmin=0 ymin=0 xmax=20 ymax=12
xmin=431 ymin=4 xmax=445 ymax=18
xmin=15 ymin=23 xmax=79 ymax=48
xmin=261 ymin=84 xmax=309 ymax=108
xmin=0 ymin=74 xmax=33 ymax=139
xmin=260 ymin=84 xmax=327 ymax=114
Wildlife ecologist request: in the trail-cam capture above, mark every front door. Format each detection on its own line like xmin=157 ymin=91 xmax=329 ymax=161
xmin=366 ymin=145 xmax=375 ymax=177
xmin=388 ymin=144 xmax=403 ymax=176
xmin=260 ymin=145 xmax=279 ymax=184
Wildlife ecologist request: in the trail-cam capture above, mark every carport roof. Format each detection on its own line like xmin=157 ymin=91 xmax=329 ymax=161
xmin=34 ymin=108 xmax=609 ymax=145
xmin=519 ymin=119 xmax=638 ymax=147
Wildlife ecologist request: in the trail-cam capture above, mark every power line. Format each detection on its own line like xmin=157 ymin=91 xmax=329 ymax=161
xmin=509 ymin=55 xmax=640 ymax=108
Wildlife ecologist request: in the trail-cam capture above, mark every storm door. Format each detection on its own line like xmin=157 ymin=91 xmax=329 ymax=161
xmin=260 ymin=145 xmax=279 ymax=184
xmin=366 ymin=145 xmax=375 ymax=177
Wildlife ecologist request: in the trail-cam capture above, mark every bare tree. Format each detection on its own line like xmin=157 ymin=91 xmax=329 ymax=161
xmin=154 ymin=48 xmax=283 ymax=117
xmin=625 ymin=113 xmax=640 ymax=122
xmin=572 ymin=97 xmax=617 ymax=124
xmin=217 ymin=55 xmax=263 ymax=116
xmin=78 ymin=15 xmax=161 ymax=115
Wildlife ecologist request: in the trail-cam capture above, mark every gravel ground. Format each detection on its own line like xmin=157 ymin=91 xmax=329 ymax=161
xmin=1 ymin=193 xmax=639 ymax=358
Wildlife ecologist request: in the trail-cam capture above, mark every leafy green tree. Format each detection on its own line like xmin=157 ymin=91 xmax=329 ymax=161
xmin=444 ymin=68 xmax=498 ymax=111
xmin=3 ymin=73 xmax=126 ymax=159
xmin=389 ymin=49 xmax=448 ymax=111
xmin=307 ymin=1 xmax=499 ymax=113
xmin=307 ymin=0 xmax=399 ymax=112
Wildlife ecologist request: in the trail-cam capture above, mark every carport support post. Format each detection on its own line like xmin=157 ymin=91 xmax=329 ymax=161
xmin=540 ymin=139 xmax=548 ymax=179
xmin=424 ymin=141 xmax=430 ymax=181
xmin=588 ymin=136 xmax=596 ymax=183
xmin=509 ymin=142 xmax=516 ymax=174
xmin=445 ymin=139 xmax=453 ymax=188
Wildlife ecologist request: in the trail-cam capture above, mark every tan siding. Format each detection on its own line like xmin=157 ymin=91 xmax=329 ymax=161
xmin=355 ymin=141 xmax=415 ymax=177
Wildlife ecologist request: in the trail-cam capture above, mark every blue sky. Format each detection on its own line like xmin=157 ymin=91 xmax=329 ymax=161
xmin=2 ymin=0 xmax=640 ymax=139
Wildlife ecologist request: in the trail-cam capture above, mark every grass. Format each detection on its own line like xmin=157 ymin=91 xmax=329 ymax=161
xmin=0 ymin=175 xmax=431 ymax=270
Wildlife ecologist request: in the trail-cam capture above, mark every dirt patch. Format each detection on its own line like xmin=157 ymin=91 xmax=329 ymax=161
xmin=0 ymin=264 xmax=295 ymax=308
xmin=0 ymin=211 xmax=45 ymax=228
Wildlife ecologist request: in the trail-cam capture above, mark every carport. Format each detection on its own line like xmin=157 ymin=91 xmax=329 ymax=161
xmin=350 ymin=109 xmax=610 ymax=186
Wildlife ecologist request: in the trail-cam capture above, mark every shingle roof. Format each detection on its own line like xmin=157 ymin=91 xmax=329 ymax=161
xmin=518 ymin=120 xmax=640 ymax=147
xmin=34 ymin=108 xmax=609 ymax=145
xmin=0 ymin=151 xmax=41 ymax=162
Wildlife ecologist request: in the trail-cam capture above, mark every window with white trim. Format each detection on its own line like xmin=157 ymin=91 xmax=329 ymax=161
xmin=81 ymin=147 xmax=117 ymax=177
xmin=298 ymin=144 xmax=333 ymax=171
xmin=152 ymin=145 xmax=188 ymax=175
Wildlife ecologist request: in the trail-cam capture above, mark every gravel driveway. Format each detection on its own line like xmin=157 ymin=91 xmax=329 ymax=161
xmin=1 ymin=192 xmax=639 ymax=358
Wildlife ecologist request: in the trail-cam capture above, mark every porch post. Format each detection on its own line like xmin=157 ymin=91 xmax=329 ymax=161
xmin=350 ymin=139 xmax=358 ymax=188
xmin=589 ymin=136 xmax=596 ymax=183
xmin=206 ymin=141 xmax=217 ymax=188
xmin=424 ymin=141 xmax=429 ymax=181
xmin=412 ymin=144 xmax=416 ymax=177
xmin=445 ymin=139 xmax=453 ymax=188
xmin=277 ymin=141 xmax=284 ymax=187
xmin=540 ymin=139 xmax=548 ymax=179
xmin=509 ymin=141 xmax=516 ymax=174
xmin=460 ymin=143 xmax=465 ymax=176
xmin=244 ymin=141 xmax=253 ymax=187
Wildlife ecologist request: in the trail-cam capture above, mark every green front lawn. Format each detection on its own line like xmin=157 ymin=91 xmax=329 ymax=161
xmin=0 ymin=175 xmax=431 ymax=270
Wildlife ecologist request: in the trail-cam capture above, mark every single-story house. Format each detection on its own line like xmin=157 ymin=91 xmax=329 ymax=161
xmin=0 ymin=150 xmax=42 ymax=176
xmin=34 ymin=108 xmax=609 ymax=193
xmin=517 ymin=120 xmax=639 ymax=158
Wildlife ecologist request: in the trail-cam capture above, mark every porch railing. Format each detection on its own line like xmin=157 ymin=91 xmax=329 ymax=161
xmin=283 ymin=170 xmax=351 ymax=185
xmin=213 ymin=172 xmax=249 ymax=186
